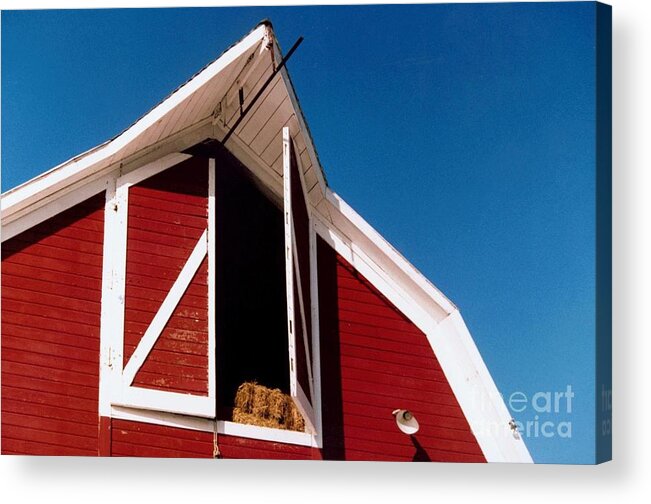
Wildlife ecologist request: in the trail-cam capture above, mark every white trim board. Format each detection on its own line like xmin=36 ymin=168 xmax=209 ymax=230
xmin=98 ymin=175 xmax=120 ymax=418
xmin=109 ymin=407 xmax=316 ymax=448
xmin=217 ymin=421 xmax=316 ymax=447
xmin=117 ymin=152 xmax=191 ymax=188
xmin=428 ymin=311 xmax=533 ymax=463
xmin=1 ymin=175 xmax=111 ymax=242
xmin=1 ymin=145 xmax=197 ymax=243
xmin=114 ymin=387 xmax=215 ymax=419
xmin=111 ymin=405 xmax=215 ymax=433
xmin=207 ymin=158 xmax=217 ymax=406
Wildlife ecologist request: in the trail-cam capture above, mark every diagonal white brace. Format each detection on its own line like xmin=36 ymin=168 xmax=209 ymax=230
xmin=122 ymin=228 xmax=208 ymax=385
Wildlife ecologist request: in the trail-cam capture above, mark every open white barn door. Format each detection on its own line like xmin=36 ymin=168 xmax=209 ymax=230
xmin=283 ymin=127 xmax=318 ymax=434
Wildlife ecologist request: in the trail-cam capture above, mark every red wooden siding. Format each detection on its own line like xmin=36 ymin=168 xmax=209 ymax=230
xmin=1 ymin=194 xmax=105 ymax=456
xmin=218 ymin=434 xmax=316 ymax=460
xmin=317 ymin=237 xmax=486 ymax=462
xmin=110 ymin=418 xmax=214 ymax=458
xmin=124 ymin=157 xmax=210 ymax=395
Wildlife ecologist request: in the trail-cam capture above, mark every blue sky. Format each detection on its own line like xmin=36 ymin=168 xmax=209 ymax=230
xmin=1 ymin=3 xmax=597 ymax=463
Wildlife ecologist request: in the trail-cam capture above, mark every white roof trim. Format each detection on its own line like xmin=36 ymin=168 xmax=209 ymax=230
xmin=2 ymin=21 xmax=329 ymax=240
xmin=313 ymin=193 xmax=533 ymax=463
xmin=1 ymin=23 xmax=268 ymax=223
xmin=326 ymin=189 xmax=456 ymax=315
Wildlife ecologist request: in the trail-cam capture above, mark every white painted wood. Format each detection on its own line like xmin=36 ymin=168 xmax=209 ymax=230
xmin=283 ymin=127 xmax=298 ymax=400
xmin=98 ymin=175 xmax=119 ymax=418
xmin=1 ymin=175 xmax=110 ymax=242
xmin=294 ymin=382 xmax=317 ymax=435
xmin=192 ymin=52 xmax=255 ymax=131
xmin=207 ymin=159 xmax=217 ymax=408
xmin=250 ymin=97 xmax=293 ymax=155
xmin=325 ymin=189 xmax=456 ymax=316
xmin=100 ymin=176 xmax=130 ymax=418
xmin=116 ymin=118 xmax=213 ymax=182
xmin=293 ymin=134 xmax=312 ymax=207
xmin=217 ymin=421 xmax=316 ymax=447
xmin=237 ymin=76 xmax=286 ymax=144
xmin=169 ymin=79 xmax=212 ymax=138
xmin=1 ymin=24 xmax=268 ymax=222
xmin=122 ymin=229 xmax=208 ymax=385
xmin=0 ymin=25 xmax=330 ymax=245
xmin=2 ymin=21 xmax=528 ymax=461
xmin=261 ymin=115 xmax=298 ymax=168
xmin=3 ymin=123 xmax=210 ymax=241
xmin=117 ymin=152 xmax=191 ymax=188
xmin=283 ymin=127 xmax=319 ymax=435
xmin=268 ymin=116 xmax=299 ymax=177
xmin=153 ymin=100 xmax=189 ymax=145
xmin=312 ymin=211 xmax=439 ymax=336
xmin=116 ymin=386 xmax=215 ymax=418
xmin=318 ymin=196 xmax=449 ymax=323
xmin=109 ymin=407 xmax=318 ymax=448
xmin=225 ymin=59 xmax=274 ymax=129
xmin=111 ymin=405 xmax=215 ymax=433
xmin=109 ymin=409 xmax=317 ymax=447
xmin=427 ymin=311 xmax=533 ymax=463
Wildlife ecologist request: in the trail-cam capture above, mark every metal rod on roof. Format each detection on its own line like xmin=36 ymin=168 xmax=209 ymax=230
xmin=221 ymin=36 xmax=304 ymax=145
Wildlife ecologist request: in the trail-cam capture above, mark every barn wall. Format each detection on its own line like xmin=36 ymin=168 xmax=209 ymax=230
xmin=108 ymin=420 xmax=316 ymax=459
xmin=109 ymin=418 xmax=214 ymax=458
xmin=1 ymin=194 xmax=105 ymax=456
xmin=317 ymin=238 xmax=486 ymax=462
xmin=218 ymin=434 xmax=316 ymax=460
xmin=1 ymin=159 xmax=489 ymax=462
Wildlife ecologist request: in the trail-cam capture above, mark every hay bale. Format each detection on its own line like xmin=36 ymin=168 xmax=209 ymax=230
xmin=232 ymin=409 xmax=281 ymax=429
xmin=232 ymin=381 xmax=305 ymax=432
xmin=267 ymin=387 xmax=289 ymax=423
xmin=251 ymin=384 xmax=270 ymax=418
xmin=288 ymin=404 xmax=305 ymax=431
xmin=234 ymin=381 xmax=256 ymax=413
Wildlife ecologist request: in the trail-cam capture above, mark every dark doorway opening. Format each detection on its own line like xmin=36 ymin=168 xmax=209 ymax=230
xmin=208 ymin=145 xmax=290 ymax=416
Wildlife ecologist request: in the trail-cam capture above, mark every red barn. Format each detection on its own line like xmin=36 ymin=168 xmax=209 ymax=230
xmin=1 ymin=22 xmax=532 ymax=462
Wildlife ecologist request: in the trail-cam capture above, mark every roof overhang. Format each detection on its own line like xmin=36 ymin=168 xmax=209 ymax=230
xmin=1 ymin=21 xmax=327 ymax=238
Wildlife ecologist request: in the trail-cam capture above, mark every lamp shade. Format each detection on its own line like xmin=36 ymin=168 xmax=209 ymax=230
xmin=392 ymin=409 xmax=419 ymax=435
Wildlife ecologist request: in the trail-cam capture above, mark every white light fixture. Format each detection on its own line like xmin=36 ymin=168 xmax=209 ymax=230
xmin=392 ymin=409 xmax=419 ymax=435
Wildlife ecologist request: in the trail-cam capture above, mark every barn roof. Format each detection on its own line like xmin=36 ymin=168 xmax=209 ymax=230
xmin=0 ymin=21 xmax=532 ymax=463
xmin=1 ymin=20 xmax=325 ymax=230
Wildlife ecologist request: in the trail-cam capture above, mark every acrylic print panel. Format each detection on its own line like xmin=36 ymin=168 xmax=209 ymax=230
xmin=0 ymin=2 xmax=611 ymax=463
